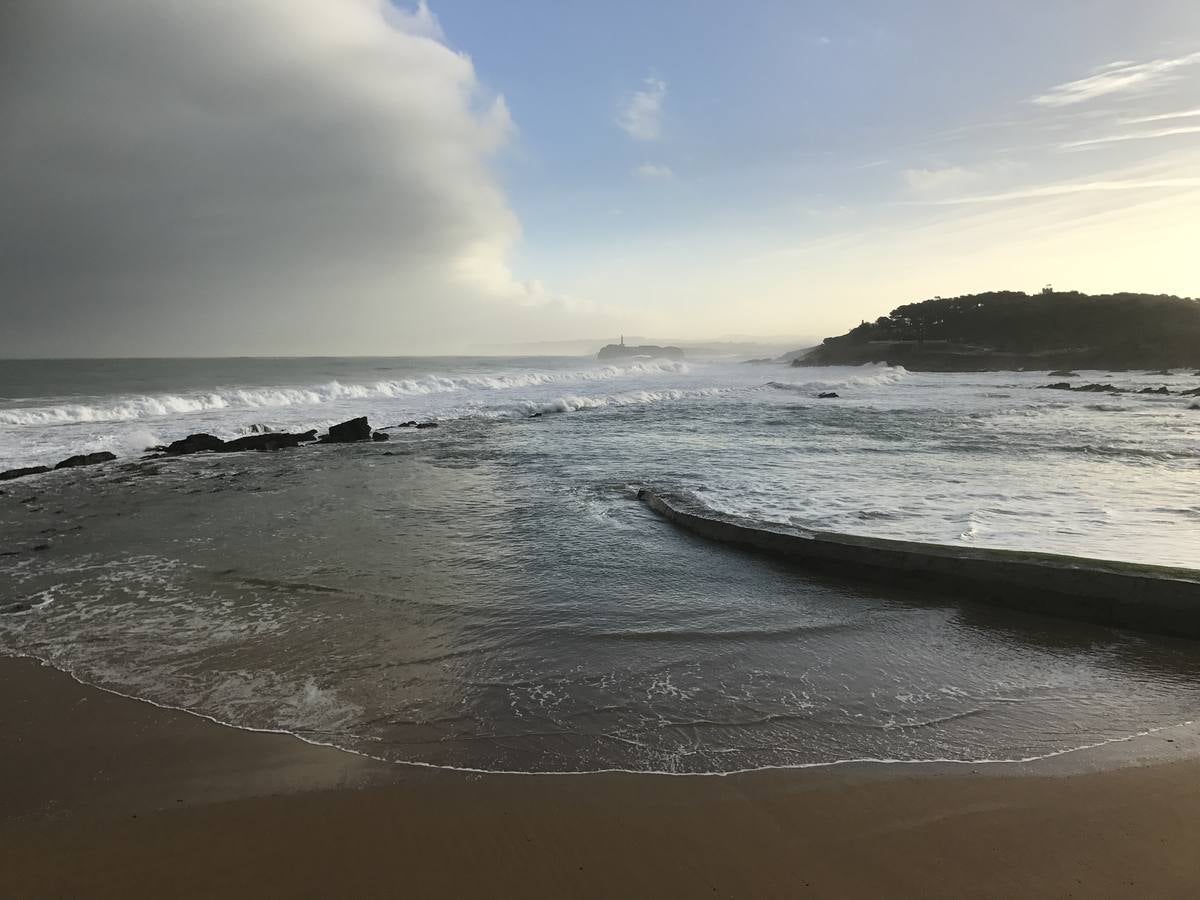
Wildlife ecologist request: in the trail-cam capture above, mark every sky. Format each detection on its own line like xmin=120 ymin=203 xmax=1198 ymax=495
xmin=2 ymin=0 xmax=1199 ymax=357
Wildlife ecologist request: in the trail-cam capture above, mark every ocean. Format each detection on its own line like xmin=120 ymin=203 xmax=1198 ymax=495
xmin=2 ymin=355 xmax=1199 ymax=773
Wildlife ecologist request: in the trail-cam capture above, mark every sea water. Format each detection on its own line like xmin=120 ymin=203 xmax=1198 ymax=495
xmin=1 ymin=356 xmax=1198 ymax=772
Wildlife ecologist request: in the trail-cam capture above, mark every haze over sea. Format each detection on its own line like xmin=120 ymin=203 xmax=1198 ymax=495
xmin=2 ymin=355 xmax=1200 ymax=774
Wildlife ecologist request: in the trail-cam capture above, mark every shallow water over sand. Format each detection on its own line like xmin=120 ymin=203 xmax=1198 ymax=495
xmin=2 ymin=357 xmax=1200 ymax=772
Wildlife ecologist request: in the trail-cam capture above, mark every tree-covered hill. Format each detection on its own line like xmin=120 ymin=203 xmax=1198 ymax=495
xmin=796 ymin=290 xmax=1200 ymax=370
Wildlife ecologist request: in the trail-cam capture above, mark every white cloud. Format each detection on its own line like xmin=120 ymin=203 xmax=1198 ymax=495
xmin=919 ymin=176 xmax=1200 ymax=206
xmin=382 ymin=0 xmax=444 ymax=39
xmin=634 ymin=162 xmax=674 ymax=179
xmin=1062 ymin=124 xmax=1200 ymax=150
xmin=618 ymin=76 xmax=667 ymax=141
xmin=903 ymin=166 xmax=979 ymax=193
xmin=1032 ymin=51 xmax=1200 ymax=107
xmin=1122 ymin=106 xmax=1200 ymax=124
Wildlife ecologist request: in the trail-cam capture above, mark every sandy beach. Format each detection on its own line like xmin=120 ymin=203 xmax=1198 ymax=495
xmin=3 ymin=656 xmax=1199 ymax=898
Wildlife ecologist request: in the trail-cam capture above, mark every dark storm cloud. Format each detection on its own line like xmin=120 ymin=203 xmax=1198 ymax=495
xmin=0 ymin=1 xmax=596 ymax=356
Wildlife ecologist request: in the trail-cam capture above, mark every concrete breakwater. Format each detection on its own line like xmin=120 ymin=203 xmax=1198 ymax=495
xmin=637 ymin=489 xmax=1200 ymax=639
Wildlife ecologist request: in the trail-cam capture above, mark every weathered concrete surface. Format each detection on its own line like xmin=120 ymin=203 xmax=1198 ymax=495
xmin=638 ymin=489 xmax=1200 ymax=639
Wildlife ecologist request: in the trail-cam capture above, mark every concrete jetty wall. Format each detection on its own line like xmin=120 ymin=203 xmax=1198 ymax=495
xmin=638 ymin=489 xmax=1200 ymax=639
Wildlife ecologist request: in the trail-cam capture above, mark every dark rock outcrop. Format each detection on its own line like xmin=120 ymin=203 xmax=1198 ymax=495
xmin=817 ymin=392 xmax=840 ymax=399
xmin=319 ymin=417 xmax=372 ymax=443
xmin=371 ymin=432 xmax=389 ymax=441
xmin=416 ymin=422 xmax=439 ymax=429
xmin=0 ymin=466 xmax=51 ymax=481
xmin=54 ymin=451 xmax=117 ymax=470
xmin=165 ymin=433 xmax=226 ymax=455
xmin=1180 ymin=387 xmax=1200 ymax=396
xmin=1041 ymin=381 xmax=1178 ymax=395
xmin=221 ymin=430 xmax=317 ymax=453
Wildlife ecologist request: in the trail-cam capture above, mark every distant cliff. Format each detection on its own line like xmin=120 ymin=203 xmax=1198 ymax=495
xmin=794 ymin=290 xmax=1200 ymax=371
xmin=597 ymin=343 xmax=685 ymax=361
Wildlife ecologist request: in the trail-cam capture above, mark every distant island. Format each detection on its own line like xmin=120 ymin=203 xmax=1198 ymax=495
xmin=793 ymin=290 xmax=1200 ymax=371
xmin=597 ymin=337 xmax=685 ymax=361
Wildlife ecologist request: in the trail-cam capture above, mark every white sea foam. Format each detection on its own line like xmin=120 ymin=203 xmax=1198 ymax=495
xmin=480 ymin=387 xmax=725 ymax=419
xmin=0 ymin=360 xmax=692 ymax=427
xmin=766 ymin=363 xmax=909 ymax=393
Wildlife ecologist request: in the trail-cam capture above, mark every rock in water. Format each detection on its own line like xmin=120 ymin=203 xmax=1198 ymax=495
xmin=416 ymin=422 xmax=439 ymax=429
xmin=319 ymin=417 xmax=373 ymax=443
xmin=817 ymin=392 xmax=839 ymax=399
xmin=1137 ymin=386 xmax=1170 ymax=395
xmin=165 ymin=434 xmax=226 ymax=455
xmin=0 ymin=466 xmax=51 ymax=482
xmin=54 ymin=451 xmax=117 ymax=470
xmin=371 ymin=432 xmax=389 ymax=441
xmin=221 ymin=430 xmax=317 ymax=453
xmin=1041 ymin=382 xmax=1072 ymax=390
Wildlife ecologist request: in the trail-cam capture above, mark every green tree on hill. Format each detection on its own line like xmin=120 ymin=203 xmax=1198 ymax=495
xmin=805 ymin=290 xmax=1200 ymax=369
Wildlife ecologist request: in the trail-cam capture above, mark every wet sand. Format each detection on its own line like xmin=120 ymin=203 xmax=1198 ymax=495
xmin=3 ymin=655 xmax=1200 ymax=898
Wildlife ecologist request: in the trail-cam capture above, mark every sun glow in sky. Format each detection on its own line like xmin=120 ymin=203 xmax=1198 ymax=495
xmin=2 ymin=0 xmax=1199 ymax=355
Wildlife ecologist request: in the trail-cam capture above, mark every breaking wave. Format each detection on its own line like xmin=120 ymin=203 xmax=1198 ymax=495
xmin=766 ymin=364 xmax=908 ymax=394
xmin=0 ymin=361 xmax=691 ymax=427
xmin=480 ymin=388 xmax=726 ymax=419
